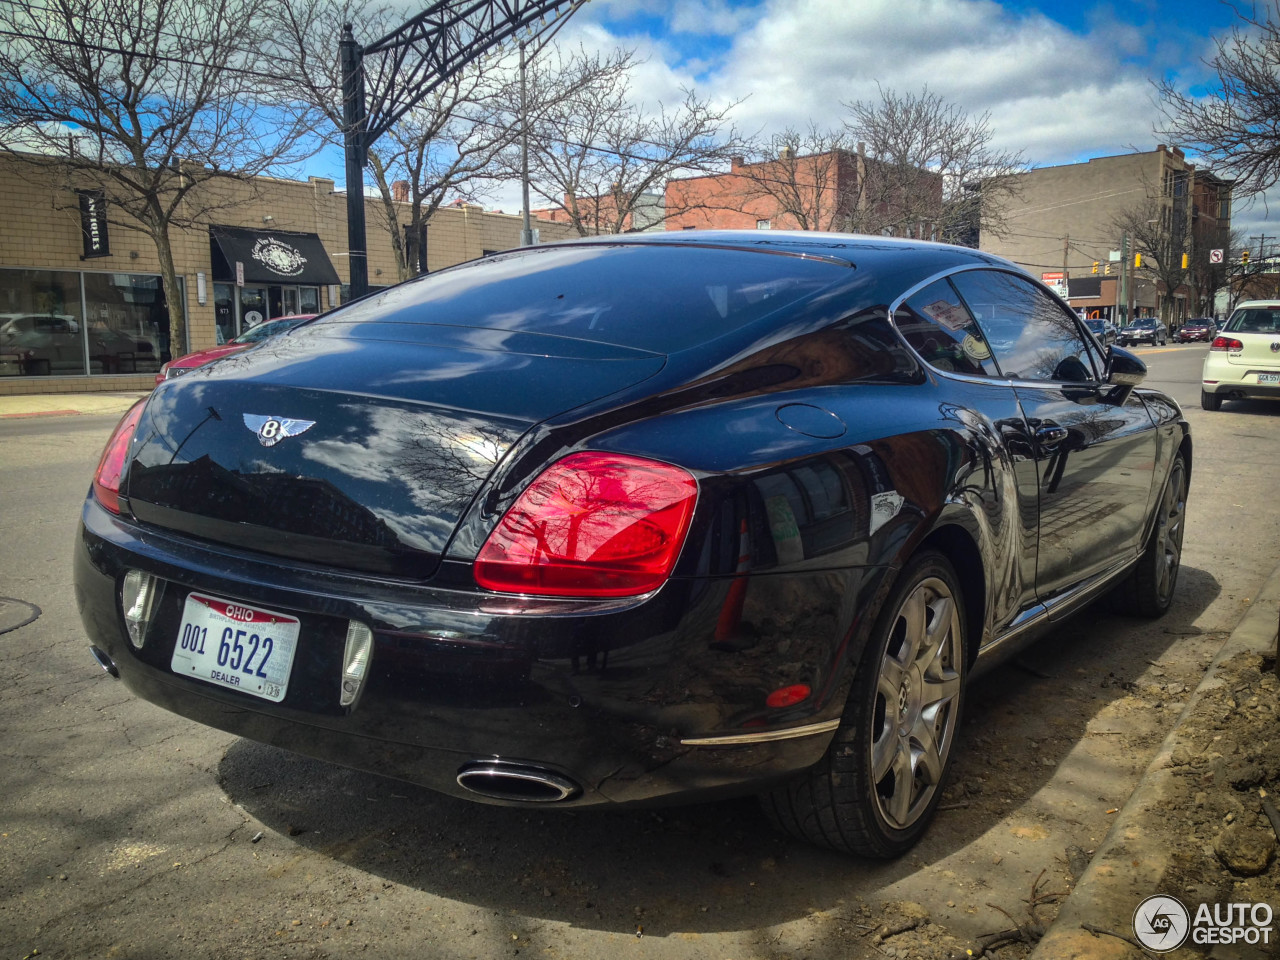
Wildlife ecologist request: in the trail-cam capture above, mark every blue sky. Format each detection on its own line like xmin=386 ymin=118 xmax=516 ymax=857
xmin=348 ymin=0 xmax=1272 ymax=234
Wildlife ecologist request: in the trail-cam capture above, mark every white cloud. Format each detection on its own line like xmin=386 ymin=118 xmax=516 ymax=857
xmin=482 ymin=0 xmax=1274 ymax=236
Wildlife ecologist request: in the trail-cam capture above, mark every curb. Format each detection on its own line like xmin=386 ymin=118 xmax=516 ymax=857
xmin=1029 ymin=564 xmax=1280 ymax=959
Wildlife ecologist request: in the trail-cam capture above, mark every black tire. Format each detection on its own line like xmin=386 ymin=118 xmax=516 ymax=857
xmin=1200 ymin=390 xmax=1222 ymax=411
xmin=760 ymin=550 xmax=966 ymax=857
xmin=1111 ymin=453 xmax=1188 ymax=617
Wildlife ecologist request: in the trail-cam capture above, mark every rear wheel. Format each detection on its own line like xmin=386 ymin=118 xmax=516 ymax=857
xmin=1112 ymin=453 xmax=1187 ymax=617
xmin=760 ymin=551 xmax=966 ymax=857
xmin=1200 ymin=390 xmax=1222 ymax=411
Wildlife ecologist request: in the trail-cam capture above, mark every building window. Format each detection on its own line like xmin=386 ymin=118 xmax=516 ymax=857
xmin=756 ymin=219 xmax=771 ymax=230
xmin=0 ymin=267 xmax=168 ymax=377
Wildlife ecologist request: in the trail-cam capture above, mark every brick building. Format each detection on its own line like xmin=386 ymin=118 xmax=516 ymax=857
xmin=664 ymin=147 xmax=942 ymax=238
xmin=0 ymin=152 xmax=576 ymax=394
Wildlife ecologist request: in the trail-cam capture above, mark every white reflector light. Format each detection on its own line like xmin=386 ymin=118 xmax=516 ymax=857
xmin=340 ymin=621 xmax=373 ymax=707
xmin=121 ymin=570 xmax=159 ymax=649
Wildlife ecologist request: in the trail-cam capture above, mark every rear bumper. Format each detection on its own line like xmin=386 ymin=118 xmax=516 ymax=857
xmin=1202 ymin=356 xmax=1280 ymax=400
xmin=75 ymin=497 xmax=885 ymax=808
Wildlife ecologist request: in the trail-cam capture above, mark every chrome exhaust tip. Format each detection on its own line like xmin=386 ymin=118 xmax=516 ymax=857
xmin=456 ymin=761 xmax=580 ymax=803
xmin=89 ymin=645 xmax=119 ymax=678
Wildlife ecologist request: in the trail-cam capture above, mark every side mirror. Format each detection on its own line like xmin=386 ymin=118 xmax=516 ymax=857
xmin=1104 ymin=345 xmax=1146 ymax=403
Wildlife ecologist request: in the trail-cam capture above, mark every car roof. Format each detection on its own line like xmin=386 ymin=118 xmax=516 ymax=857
xmin=1233 ymin=300 xmax=1280 ymax=309
xmin=547 ymin=229 xmax=1018 ymax=275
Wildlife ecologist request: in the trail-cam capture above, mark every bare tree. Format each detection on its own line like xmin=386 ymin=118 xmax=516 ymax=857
xmin=1189 ymin=221 xmax=1236 ymax=317
xmin=0 ymin=0 xmax=316 ymax=354
xmin=730 ymin=126 xmax=860 ymax=232
xmin=1156 ymin=3 xmax=1280 ymax=198
xmin=1115 ymin=198 xmax=1191 ymax=324
xmin=272 ymin=0 xmax=517 ymax=281
xmin=515 ymin=47 xmax=747 ymax=235
xmin=846 ymin=86 xmax=1026 ymax=245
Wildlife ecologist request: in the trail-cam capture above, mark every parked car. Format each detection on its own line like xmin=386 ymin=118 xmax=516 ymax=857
xmin=1118 ymin=316 xmax=1168 ymax=347
xmin=155 ymin=314 xmax=316 ymax=385
xmin=1202 ymin=299 xmax=1280 ymax=410
xmin=1084 ymin=317 xmax=1117 ymax=346
xmin=1174 ymin=318 xmax=1216 ymax=343
xmin=0 ymin=312 xmax=83 ymax=375
xmin=75 ymin=232 xmax=1190 ymax=857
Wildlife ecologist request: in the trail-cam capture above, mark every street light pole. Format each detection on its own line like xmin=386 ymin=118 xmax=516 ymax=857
xmin=520 ymin=40 xmax=533 ymax=247
xmin=340 ymin=25 xmax=368 ymax=302
xmin=336 ymin=1 xmax=582 ymax=301
xmin=1118 ymin=233 xmax=1129 ymax=327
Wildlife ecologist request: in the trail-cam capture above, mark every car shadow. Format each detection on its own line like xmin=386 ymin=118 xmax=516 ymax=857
xmin=1214 ymin=398 xmax=1280 ymax=417
xmin=220 ymin=564 xmax=1220 ymax=936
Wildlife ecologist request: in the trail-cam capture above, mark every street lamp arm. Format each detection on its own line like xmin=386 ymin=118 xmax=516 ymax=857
xmin=361 ymin=0 xmax=579 ymax=144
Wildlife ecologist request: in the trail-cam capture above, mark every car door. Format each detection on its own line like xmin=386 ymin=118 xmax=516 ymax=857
xmin=949 ymin=269 xmax=1158 ymax=608
xmin=893 ymin=277 xmax=1040 ymax=632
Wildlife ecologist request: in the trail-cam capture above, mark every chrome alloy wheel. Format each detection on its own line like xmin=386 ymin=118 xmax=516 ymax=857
xmin=870 ymin=576 xmax=963 ymax=830
xmin=1153 ymin=458 xmax=1187 ymax=605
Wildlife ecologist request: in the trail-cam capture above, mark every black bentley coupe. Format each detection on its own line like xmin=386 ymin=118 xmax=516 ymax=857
xmin=75 ymin=232 xmax=1190 ymax=857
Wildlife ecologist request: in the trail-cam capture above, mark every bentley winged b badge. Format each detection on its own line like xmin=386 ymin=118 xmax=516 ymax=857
xmin=243 ymin=413 xmax=316 ymax=447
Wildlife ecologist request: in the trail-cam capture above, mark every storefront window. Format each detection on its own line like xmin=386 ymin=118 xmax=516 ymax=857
xmin=0 ymin=268 xmax=86 ymax=377
xmin=299 ymin=286 xmax=319 ymax=314
xmin=81 ymin=273 xmax=165 ymax=374
xmin=240 ymin=286 xmax=267 ymax=329
xmin=0 ymin=267 xmax=171 ymax=377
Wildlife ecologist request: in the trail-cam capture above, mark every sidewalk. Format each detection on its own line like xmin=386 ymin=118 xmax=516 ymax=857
xmin=1030 ymin=562 xmax=1280 ymax=959
xmin=0 ymin=391 xmax=149 ymax=419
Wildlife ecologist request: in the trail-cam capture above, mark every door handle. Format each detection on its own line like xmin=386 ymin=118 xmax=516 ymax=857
xmin=1035 ymin=423 xmax=1069 ymax=448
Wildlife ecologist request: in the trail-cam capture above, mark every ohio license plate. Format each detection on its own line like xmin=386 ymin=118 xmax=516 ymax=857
xmin=171 ymin=593 xmax=300 ymax=702
xmin=1259 ymin=372 xmax=1280 ymax=385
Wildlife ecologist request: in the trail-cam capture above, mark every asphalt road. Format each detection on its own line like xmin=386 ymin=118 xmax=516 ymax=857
xmin=1 ymin=344 xmax=1277 ymax=960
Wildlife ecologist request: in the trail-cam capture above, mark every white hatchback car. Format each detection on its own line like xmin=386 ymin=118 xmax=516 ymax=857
xmin=1202 ymin=300 xmax=1280 ymax=410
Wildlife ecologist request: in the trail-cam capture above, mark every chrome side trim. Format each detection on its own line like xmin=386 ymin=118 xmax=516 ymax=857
xmin=975 ymin=558 xmax=1136 ymax=669
xmin=680 ymin=718 xmax=841 ymax=746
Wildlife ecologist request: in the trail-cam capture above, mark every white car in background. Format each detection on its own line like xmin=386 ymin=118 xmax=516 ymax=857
xmin=1202 ymin=299 xmax=1280 ymax=410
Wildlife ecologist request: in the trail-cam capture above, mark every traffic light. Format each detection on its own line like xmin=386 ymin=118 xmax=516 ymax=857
xmin=1104 ymin=262 xmax=1112 ymax=275
xmin=1243 ymin=250 xmax=1250 ymax=266
xmin=1134 ymin=253 xmax=1142 ymax=268
xmin=1092 ymin=261 xmax=1099 ymax=274
xmin=1181 ymin=253 xmax=1189 ymax=269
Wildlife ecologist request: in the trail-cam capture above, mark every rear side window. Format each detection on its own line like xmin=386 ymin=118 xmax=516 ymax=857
xmin=1224 ymin=307 xmax=1280 ymax=333
xmin=895 ymin=278 xmax=1000 ymax=377
xmin=320 ymin=244 xmax=850 ymax=354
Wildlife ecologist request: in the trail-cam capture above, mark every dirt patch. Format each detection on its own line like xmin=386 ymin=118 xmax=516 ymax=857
xmin=1152 ymin=652 xmax=1280 ymax=930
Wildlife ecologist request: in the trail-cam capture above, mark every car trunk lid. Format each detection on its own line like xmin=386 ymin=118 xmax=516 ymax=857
xmin=124 ymin=326 xmax=666 ymax=579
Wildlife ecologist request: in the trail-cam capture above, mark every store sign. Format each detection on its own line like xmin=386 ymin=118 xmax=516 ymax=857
xmin=251 ymin=236 xmax=308 ymax=277
xmin=1041 ymin=271 xmax=1068 ymax=298
xmin=78 ymin=190 xmax=110 ymax=259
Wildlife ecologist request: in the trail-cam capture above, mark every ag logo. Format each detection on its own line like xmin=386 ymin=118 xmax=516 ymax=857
xmin=243 ymin=413 xmax=316 ymax=447
xmin=1133 ymin=894 xmax=1190 ymax=952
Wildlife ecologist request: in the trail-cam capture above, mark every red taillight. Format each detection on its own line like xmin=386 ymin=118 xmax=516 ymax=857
xmin=92 ymin=400 xmax=145 ymax=514
xmin=475 ymin=452 xmax=698 ymax=598
xmin=1211 ymin=336 xmax=1243 ymax=351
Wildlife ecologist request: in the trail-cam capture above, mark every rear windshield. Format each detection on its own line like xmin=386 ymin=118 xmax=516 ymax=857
xmin=319 ymin=244 xmax=851 ymax=354
xmin=1223 ymin=307 xmax=1280 ymax=334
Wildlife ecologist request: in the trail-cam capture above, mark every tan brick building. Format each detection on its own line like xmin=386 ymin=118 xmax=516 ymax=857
xmin=980 ymin=145 xmax=1232 ymax=325
xmin=0 ymin=152 xmax=575 ymax=394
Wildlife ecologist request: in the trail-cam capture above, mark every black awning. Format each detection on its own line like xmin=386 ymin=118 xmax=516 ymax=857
xmin=210 ymin=227 xmax=341 ymax=285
